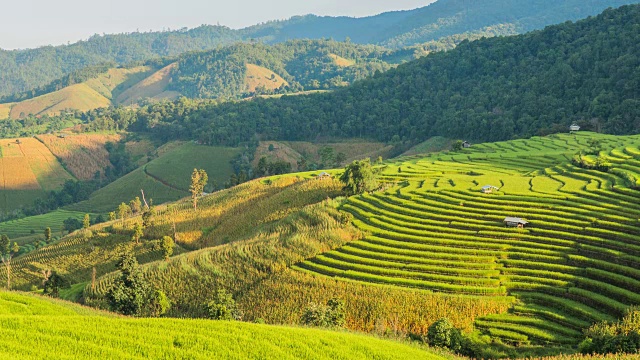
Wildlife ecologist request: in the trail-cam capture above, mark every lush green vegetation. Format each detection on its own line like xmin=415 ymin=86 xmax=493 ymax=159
xmin=244 ymin=0 xmax=638 ymax=48
xmin=67 ymin=143 xmax=240 ymax=213
xmin=299 ymin=132 xmax=640 ymax=357
xmin=0 ymin=291 xmax=451 ymax=359
xmin=71 ymin=5 xmax=640 ymax=147
xmin=169 ymin=40 xmax=396 ymax=99
xmin=7 ymin=131 xmax=640 ymax=358
xmin=1 ymin=0 xmax=634 ymax=101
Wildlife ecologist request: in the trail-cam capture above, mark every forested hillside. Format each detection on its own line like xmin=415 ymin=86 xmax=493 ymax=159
xmin=243 ymin=0 xmax=638 ymax=48
xmin=76 ymin=5 xmax=640 ymax=145
xmin=0 ymin=40 xmax=397 ymax=125
xmin=1 ymin=0 xmax=636 ymax=98
xmin=169 ymin=40 xmax=395 ymax=99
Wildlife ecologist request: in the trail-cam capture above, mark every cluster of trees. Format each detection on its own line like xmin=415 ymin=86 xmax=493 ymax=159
xmin=106 ymin=253 xmax=170 ymax=317
xmin=60 ymin=5 xmax=640 ymax=148
xmin=580 ymin=307 xmax=640 ymax=355
xmin=0 ymin=25 xmax=241 ymax=97
xmin=169 ymin=39 xmax=396 ymax=100
xmin=300 ymin=298 xmax=346 ymax=328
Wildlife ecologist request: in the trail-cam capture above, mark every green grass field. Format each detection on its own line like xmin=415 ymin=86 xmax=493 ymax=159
xmin=0 ymin=291 xmax=449 ymax=360
xmin=0 ymin=209 xmax=87 ymax=242
xmin=67 ymin=143 xmax=239 ymax=213
xmin=144 ymin=143 xmax=241 ymax=191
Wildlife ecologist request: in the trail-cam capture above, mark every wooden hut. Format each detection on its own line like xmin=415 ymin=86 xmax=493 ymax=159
xmin=504 ymin=217 xmax=529 ymax=228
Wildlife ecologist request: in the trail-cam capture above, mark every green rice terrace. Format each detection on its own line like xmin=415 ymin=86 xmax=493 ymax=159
xmin=297 ymin=132 xmax=640 ymax=350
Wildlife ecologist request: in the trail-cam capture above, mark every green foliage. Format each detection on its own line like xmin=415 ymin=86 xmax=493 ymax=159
xmin=340 ymin=158 xmax=378 ymax=195
xmin=73 ymin=5 xmax=640 ymax=146
xmin=149 ymin=289 xmax=171 ymax=317
xmin=44 ymin=227 xmax=51 ymax=242
xmin=106 ymin=253 xmax=153 ymax=316
xmin=43 ymin=271 xmax=70 ymax=298
xmin=301 ymin=298 xmax=346 ymax=328
xmin=581 ymin=307 xmax=640 ymax=355
xmin=82 ymin=214 xmax=90 ymax=229
xmin=189 ymin=169 xmax=208 ymax=210
xmin=131 ymin=223 xmax=144 ymax=244
xmin=161 ymin=236 xmax=174 ymax=260
xmin=427 ymin=318 xmax=464 ymax=352
xmin=129 ymin=197 xmax=142 ymax=215
xmin=451 ymin=140 xmax=464 ymax=151
xmin=207 ymin=289 xmax=242 ymax=321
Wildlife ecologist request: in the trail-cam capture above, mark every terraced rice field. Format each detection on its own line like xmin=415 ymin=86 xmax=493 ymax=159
xmin=298 ymin=132 xmax=640 ymax=348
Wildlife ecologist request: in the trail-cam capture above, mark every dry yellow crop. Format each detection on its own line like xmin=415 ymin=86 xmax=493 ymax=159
xmin=36 ymin=134 xmax=123 ymax=180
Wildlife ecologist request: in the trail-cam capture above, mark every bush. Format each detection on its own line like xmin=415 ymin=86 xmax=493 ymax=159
xmin=206 ymin=289 xmax=242 ymax=321
xmin=581 ymin=307 xmax=640 ymax=355
xmin=149 ymin=290 xmax=171 ymax=317
xmin=300 ymin=298 xmax=346 ymax=328
xmin=427 ymin=318 xmax=464 ymax=352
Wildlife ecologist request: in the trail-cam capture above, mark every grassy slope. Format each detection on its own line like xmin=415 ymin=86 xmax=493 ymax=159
xmin=0 ymin=65 xmax=165 ymax=119
xmin=67 ymin=143 xmax=239 ymax=213
xmin=329 ymin=53 xmax=356 ymax=67
xmin=115 ymin=63 xmax=180 ymax=105
xmin=0 ymin=209 xmax=87 ymax=243
xmin=144 ymin=143 xmax=241 ymax=191
xmin=0 ymin=138 xmax=74 ymax=213
xmin=255 ymin=140 xmax=394 ymax=171
xmin=0 ymin=291 xmax=447 ymax=360
xmin=0 ymin=103 xmax=12 ymax=120
xmin=9 ymin=84 xmax=111 ymax=118
xmin=245 ymin=63 xmax=288 ymax=93
xmin=84 ymin=66 xmax=153 ymax=100
xmin=36 ymin=133 xmax=123 ymax=180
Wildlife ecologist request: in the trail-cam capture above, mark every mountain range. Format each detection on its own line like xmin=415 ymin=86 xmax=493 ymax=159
xmin=1 ymin=0 xmax=637 ymax=98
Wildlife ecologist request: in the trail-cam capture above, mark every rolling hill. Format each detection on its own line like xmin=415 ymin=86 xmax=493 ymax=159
xmin=0 ymin=291 xmax=448 ymax=360
xmin=0 ymin=39 xmax=397 ymax=120
xmin=1 ymin=0 xmax=637 ymax=99
xmin=66 ymin=142 xmax=240 ymax=213
xmin=92 ymin=4 xmax=640 ymax=148
xmin=7 ymin=131 xmax=640 ymax=358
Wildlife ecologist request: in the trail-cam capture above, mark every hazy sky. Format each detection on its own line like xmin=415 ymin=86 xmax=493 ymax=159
xmin=0 ymin=0 xmax=434 ymax=50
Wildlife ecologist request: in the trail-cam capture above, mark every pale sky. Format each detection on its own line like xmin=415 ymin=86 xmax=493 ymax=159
xmin=0 ymin=0 xmax=435 ymax=50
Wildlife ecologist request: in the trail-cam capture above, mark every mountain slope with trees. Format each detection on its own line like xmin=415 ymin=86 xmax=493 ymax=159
xmin=0 ymin=40 xmax=397 ymax=122
xmin=77 ymin=4 xmax=640 ymax=146
xmin=1 ymin=0 xmax=637 ymax=98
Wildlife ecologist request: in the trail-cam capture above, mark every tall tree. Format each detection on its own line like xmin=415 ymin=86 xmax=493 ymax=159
xmin=83 ymin=214 xmax=91 ymax=229
xmin=0 ymin=235 xmax=20 ymax=289
xmin=129 ymin=197 xmax=142 ymax=214
xmin=339 ymin=158 xmax=378 ymax=195
xmin=118 ymin=202 xmax=130 ymax=226
xmin=44 ymin=227 xmax=52 ymax=243
xmin=131 ymin=223 xmax=144 ymax=244
xmin=189 ymin=169 xmax=208 ymax=211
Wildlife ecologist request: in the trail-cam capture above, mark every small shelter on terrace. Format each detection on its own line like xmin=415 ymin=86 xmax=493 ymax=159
xmin=463 ymin=141 xmax=472 ymax=148
xmin=317 ymin=172 xmax=332 ymax=179
xmin=504 ymin=217 xmax=529 ymax=228
xmin=481 ymin=185 xmax=499 ymax=194
xmin=570 ymin=124 xmax=581 ymax=132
